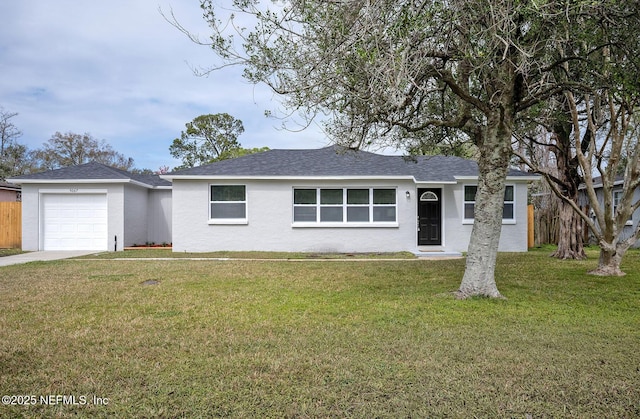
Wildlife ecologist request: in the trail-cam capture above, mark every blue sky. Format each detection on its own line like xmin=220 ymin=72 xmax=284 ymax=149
xmin=0 ymin=1 xmax=329 ymax=171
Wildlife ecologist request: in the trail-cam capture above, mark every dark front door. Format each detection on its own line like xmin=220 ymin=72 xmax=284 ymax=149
xmin=418 ymin=188 xmax=441 ymax=245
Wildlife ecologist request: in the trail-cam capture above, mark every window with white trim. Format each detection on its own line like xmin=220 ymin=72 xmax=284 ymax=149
xmin=210 ymin=185 xmax=246 ymax=221
xmin=463 ymin=185 xmax=515 ymax=221
xmin=293 ymin=188 xmax=397 ymax=224
xmin=613 ymin=190 xmax=633 ymax=225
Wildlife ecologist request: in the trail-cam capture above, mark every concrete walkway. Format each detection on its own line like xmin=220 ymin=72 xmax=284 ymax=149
xmin=0 ymin=251 xmax=464 ymax=267
xmin=0 ymin=251 xmax=98 ymax=267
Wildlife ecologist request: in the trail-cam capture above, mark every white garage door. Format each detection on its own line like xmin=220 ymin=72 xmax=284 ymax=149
xmin=42 ymin=193 xmax=108 ymax=251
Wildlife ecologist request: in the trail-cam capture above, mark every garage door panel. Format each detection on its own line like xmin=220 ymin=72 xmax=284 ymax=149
xmin=93 ymin=224 xmax=108 ymax=233
xmin=62 ymin=209 xmax=78 ymax=217
xmin=77 ymin=224 xmax=93 ymax=233
xmin=60 ymin=224 xmax=77 ymax=234
xmin=42 ymin=194 xmax=108 ymax=251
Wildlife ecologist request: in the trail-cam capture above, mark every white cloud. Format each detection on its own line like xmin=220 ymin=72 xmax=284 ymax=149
xmin=0 ymin=0 xmax=328 ymax=170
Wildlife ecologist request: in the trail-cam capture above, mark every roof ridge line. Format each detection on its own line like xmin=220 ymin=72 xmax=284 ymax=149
xmin=88 ymin=161 xmax=134 ymax=178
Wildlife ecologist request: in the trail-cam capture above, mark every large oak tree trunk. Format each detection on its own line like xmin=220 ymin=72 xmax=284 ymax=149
xmin=548 ymin=110 xmax=587 ymax=261
xmin=551 ymin=198 xmax=586 ymax=260
xmin=457 ymin=112 xmax=512 ymax=299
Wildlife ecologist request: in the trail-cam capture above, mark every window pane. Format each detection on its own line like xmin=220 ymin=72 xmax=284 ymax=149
xmin=420 ymin=191 xmax=438 ymax=201
xmin=464 ymin=186 xmax=477 ymax=201
xmin=294 ymin=189 xmax=316 ymax=204
xmin=320 ymin=206 xmax=343 ymax=222
xmin=502 ymin=203 xmax=514 ymax=219
xmin=320 ymin=189 xmax=343 ymax=205
xmin=211 ymin=203 xmax=246 ymax=219
xmin=212 ymin=185 xmax=245 ymax=201
xmin=347 ymin=207 xmax=369 ymax=222
xmin=464 ymin=203 xmax=475 ymax=219
xmin=504 ymin=185 xmax=514 ymax=201
xmin=613 ymin=191 xmax=622 ymax=206
xmin=294 ymin=206 xmax=317 ymax=222
xmin=347 ymin=189 xmax=369 ymax=204
xmin=373 ymin=189 xmax=395 ymax=204
xmin=373 ymin=207 xmax=396 ymax=222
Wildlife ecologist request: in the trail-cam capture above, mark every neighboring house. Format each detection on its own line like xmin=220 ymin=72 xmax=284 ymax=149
xmin=0 ymin=182 xmax=21 ymax=202
xmin=161 ymin=146 xmax=538 ymax=255
xmin=580 ymin=176 xmax=640 ymax=247
xmin=8 ymin=163 xmax=171 ymax=251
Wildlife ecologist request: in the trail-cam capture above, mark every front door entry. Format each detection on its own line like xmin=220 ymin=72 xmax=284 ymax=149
xmin=418 ymin=188 xmax=441 ymax=245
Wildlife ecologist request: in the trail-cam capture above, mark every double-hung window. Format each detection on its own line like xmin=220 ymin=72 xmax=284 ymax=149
xmin=613 ymin=190 xmax=633 ymax=225
xmin=209 ymin=185 xmax=247 ymax=224
xmin=293 ymin=187 xmax=397 ymax=225
xmin=321 ymin=189 xmax=343 ymax=222
xmin=463 ymin=185 xmax=515 ymax=223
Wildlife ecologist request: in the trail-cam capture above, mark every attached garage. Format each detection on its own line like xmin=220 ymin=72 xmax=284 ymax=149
xmin=9 ymin=162 xmax=172 ymax=252
xmin=41 ymin=193 xmax=108 ymax=251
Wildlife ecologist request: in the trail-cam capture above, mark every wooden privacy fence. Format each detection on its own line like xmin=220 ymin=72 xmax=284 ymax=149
xmin=531 ymin=192 xmax=560 ymax=247
xmin=0 ymin=202 xmax=21 ymax=248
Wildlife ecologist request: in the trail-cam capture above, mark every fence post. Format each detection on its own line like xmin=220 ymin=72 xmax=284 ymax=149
xmin=528 ymin=204 xmax=534 ymax=249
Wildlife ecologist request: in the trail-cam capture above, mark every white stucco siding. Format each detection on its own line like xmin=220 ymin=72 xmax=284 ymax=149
xmin=172 ymin=179 xmax=418 ymax=253
xmin=20 ymin=184 xmax=40 ymax=251
xmin=123 ymin=184 xmax=149 ymax=247
xmin=20 ymin=183 xmax=125 ymax=251
xmin=438 ymin=185 xmax=461 ymax=252
xmin=147 ymin=189 xmax=172 ymax=245
xmin=171 ymin=178 xmax=532 ymax=254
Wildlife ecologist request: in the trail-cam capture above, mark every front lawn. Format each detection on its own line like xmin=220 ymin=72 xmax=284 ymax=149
xmin=0 ymin=248 xmax=24 ymax=258
xmin=1 ymin=249 xmax=638 ymax=417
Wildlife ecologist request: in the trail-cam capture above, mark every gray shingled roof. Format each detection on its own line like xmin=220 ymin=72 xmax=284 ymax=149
xmin=168 ymin=146 xmax=534 ymax=182
xmin=9 ymin=161 xmax=171 ymax=188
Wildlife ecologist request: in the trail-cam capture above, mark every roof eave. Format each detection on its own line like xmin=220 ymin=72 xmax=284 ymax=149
xmin=162 ymin=175 xmax=418 ymax=181
xmin=454 ymin=175 xmax=541 ymax=182
xmin=8 ymin=178 xmax=157 ymax=188
xmin=414 ymin=180 xmax=458 ymax=185
xmin=506 ymin=175 xmax=541 ymax=181
xmin=578 ymin=180 xmax=624 ymax=190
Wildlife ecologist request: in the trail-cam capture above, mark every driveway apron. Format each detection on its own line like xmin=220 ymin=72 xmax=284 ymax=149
xmin=0 ymin=251 xmax=97 ymax=267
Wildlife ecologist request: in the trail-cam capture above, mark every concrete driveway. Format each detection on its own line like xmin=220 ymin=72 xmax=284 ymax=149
xmin=0 ymin=251 xmax=98 ymax=267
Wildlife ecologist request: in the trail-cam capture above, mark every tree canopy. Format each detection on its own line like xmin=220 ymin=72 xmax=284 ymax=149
xmin=169 ymin=113 xmax=269 ymax=169
xmin=32 ymin=132 xmax=134 ymax=171
xmin=0 ymin=107 xmax=25 ymax=180
xmin=170 ymin=113 xmax=245 ymax=168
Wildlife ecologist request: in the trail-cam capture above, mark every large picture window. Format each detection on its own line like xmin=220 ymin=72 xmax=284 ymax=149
xmin=210 ymin=185 xmax=246 ymax=221
xmin=293 ymin=188 xmax=397 ymax=225
xmin=464 ymin=185 xmax=514 ymax=222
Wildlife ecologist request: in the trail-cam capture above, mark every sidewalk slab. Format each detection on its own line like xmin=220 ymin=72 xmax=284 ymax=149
xmin=0 ymin=251 xmax=98 ymax=267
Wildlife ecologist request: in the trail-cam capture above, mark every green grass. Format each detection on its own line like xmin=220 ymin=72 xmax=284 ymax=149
xmin=0 ymin=248 xmax=24 ymax=257
xmin=1 ymin=248 xmax=639 ymax=417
